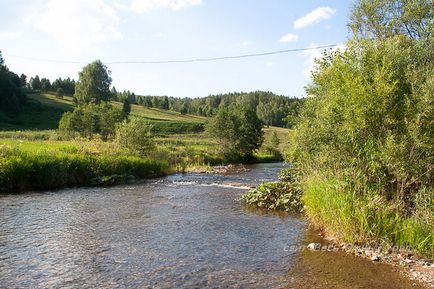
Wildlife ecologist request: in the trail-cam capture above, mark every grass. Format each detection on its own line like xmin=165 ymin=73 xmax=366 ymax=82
xmin=0 ymin=127 xmax=289 ymax=192
xmin=302 ymin=174 xmax=434 ymax=257
xmin=0 ymin=140 xmax=169 ymax=191
xmin=0 ymin=92 xmax=207 ymax=131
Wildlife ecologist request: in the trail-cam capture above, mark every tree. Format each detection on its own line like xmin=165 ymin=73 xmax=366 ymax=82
xmin=56 ymin=88 xmax=64 ymax=98
xmin=350 ymin=0 xmax=433 ymax=40
xmin=0 ymin=51 xmax=26 ymax=113
xmin=110 ymin=86 xmax=118 ymax=101
xmin=40 ymin=78 xmax=51 ymax=91
xmin=58 ymin=103 xmax=123 ymax=140
xmin=206 ymin=105 xmax=263 ymax=160
xmin=30 ymin=75 xmax=41 ymax=90
xmin=115 ymin=117 xmax=154 ymax=155
xmin=122 ymin=98 xmax=131 ymax=118
xmin=74 ymin=60 xmax=112 ymax=104
xmin=161 ymin=96 xmax=169 ymax=110
xmin=19 ymin=74 xmax=27 ymax=87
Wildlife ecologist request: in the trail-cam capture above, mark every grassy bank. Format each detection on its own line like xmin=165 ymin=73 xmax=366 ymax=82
xmin=301 ymin=175 xmax=433 ymax=257
xmin=0 ymin=127 xmax=286 ymax=192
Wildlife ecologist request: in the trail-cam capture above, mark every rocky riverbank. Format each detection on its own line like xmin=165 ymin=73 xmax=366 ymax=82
xmin=304 ymin=239 xmax=434 ymax=288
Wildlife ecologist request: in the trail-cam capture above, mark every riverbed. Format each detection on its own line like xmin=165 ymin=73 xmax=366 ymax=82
xmin=0 ymin=163 xmax=428 ymax=288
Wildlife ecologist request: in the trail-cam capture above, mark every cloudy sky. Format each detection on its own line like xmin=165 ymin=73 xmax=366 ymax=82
xmin=1 ymin=0 xmax=351 ymax=98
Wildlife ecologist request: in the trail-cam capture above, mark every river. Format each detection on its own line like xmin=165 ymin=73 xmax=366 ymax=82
xmin=0 ymin=163 xmax=426 ymax=288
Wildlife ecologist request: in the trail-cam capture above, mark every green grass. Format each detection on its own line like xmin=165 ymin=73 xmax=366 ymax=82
xmin=0 ymin=127 xmax=287 ymax=192
xmin=0 ymin=92 xmax=207 ymax=132
xmin=0 ymin=140 xmax=169 ymax=191
xmin=302 ymin=174 xmax=434 ymax=257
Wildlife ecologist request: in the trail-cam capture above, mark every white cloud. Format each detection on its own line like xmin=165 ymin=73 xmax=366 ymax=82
xmin=266 ymin=61 xmax=274 ymax=67
xmin=278 ymin=33 xmax=298 ymax=43
xmin=32 ymin=0 xmax=122 ymax=53
xmin=129 ymin=0 xmax=202 ymax=13
xmin=293 ymin=7 xmax=336 ymax=29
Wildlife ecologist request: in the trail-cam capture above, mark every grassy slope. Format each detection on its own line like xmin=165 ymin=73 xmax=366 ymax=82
xmin=0 ymin=92 xmax=206 ymax=131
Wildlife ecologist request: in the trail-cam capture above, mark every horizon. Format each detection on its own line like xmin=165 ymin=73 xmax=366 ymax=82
xmin=1 ymin=0 xmax=351 ymax=98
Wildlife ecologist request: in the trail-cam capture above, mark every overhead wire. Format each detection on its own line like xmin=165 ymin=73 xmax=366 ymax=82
xmin=3 ymin=43 xmax=343 ymax=65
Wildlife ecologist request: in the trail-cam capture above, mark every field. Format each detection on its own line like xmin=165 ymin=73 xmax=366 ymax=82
xmin=0 ymin=92 xmax=206 ymax=131
xmin=0 ymin=94 xmax=289 ymax=192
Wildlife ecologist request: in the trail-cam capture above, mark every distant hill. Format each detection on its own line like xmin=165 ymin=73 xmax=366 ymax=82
xmin=0 ymin=92 xmax=207 ymax=132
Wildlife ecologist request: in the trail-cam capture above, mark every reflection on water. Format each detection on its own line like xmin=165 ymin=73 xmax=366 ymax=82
xmin=0 ymin=163 xmax=306 ymax=288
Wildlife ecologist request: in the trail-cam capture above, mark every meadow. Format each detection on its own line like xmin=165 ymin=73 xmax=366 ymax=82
xmin=0 ymin=93 xmax=287 ymax=192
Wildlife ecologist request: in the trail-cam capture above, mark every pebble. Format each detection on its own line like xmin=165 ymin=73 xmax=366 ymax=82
xmin=307 ymin=243 xmax=321 ymax=251
xmin=371 ymin=255 xmax=381 ymax=261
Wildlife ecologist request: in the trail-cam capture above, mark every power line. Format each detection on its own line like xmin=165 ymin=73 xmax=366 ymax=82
xmin=4 ymin=43 xmax=342 ymax=65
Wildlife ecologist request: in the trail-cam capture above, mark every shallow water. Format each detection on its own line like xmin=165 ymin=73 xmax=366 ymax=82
xmin=0 ymin=163 xmax=306 ymax=288
xmin=0 ymin=162 xmax=428 ymax=289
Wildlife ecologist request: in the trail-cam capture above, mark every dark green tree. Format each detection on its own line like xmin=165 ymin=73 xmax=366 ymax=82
xmin=206 ymin=105 xmax=263 ymax=160
xmin=30 ymin=75 xmax=41 ymax=90
xmin=122 ymin=98 xmax=131 ymax=118
xmin=0 ymin=51 xmax=26 ymax=113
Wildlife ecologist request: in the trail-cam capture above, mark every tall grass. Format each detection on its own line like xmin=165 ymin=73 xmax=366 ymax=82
xmin=0 ymin=141 xmax=168 ymax=192
xmin=302 ymin=174 xmax=434 ymax=257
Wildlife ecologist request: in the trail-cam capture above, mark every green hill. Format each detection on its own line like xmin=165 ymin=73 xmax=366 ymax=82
xmin=0 ymin=92 xmax=207 ymax=132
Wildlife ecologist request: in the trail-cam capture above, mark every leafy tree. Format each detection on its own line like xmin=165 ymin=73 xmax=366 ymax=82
xmin=350 ymin=0 xmax=433 ymax=40
xmin=115 ymin=117 xmax=154 ymax=155
xmin=58 ymin=103 xmax=122 ymax=140
xmin=56 ymin=87 xmax=64 ymax=98
xmin=74 ymin=60 xmax=112 ymax=104
xmin=206 ymin=105 xmax=263 ymax=160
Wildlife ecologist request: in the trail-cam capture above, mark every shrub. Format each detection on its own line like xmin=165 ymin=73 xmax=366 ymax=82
xmin=240 ymin=167 xmax=303 ymax=213
xmin=115 ymin=117 xmax=154 ymax=155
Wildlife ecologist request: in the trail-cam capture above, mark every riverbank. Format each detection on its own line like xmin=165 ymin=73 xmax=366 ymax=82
xmin=0 ymin=137 xmax=281 ymax=193
xmin=301 ymin=228 xmax=434 ymax=288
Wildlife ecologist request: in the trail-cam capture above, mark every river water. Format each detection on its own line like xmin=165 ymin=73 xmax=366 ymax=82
xmin=0 ymin=163 xmax=306 ymax=288
xmin=0 ymin=163 xmax=427 ymax=289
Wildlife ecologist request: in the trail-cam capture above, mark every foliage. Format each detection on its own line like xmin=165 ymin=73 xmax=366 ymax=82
xmin=74 ymin=60 xmax=112 ymax=105
xmin=0 ymin=141 xmax=168 ymax=192
xmin=240 ymin=167 xmax=303 ymax=213
xmin=350 ymin=0 xmax=433 ymax=40
xmin=0 ymin=51 xmax=26 ymax=114
xmin=206 ymin=105 xmax=263 ymax=161
xmin=122 ymin=98 xmax=131 ymax=117
xmin=56 ymin=87 xmax=64 ymax=98
xmin=58 ymin=103 xmax=123 ymax=140
xmin=288 ymin=0 xmax=433 ymax=256
xmin=115 ymin=117 xmax=154 ymax=155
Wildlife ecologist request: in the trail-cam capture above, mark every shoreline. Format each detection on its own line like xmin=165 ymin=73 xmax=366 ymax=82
xmin=301 ymin=228 xmax=434 ymax=288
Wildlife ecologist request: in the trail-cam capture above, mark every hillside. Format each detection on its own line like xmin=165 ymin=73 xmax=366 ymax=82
xmin=0 ymin=92 xmax=207 ymax=131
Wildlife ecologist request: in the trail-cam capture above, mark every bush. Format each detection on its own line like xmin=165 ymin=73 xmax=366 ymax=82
xmin=115 ymin=117 xmax=154 ymax=155
xmin=58 ymin=103 xmax=123 ymax=140
xmin=240 ymin=167 xmax=303 ymax=213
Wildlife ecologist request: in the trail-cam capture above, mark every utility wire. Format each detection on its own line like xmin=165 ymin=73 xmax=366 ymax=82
xmin=4 ymin=43 xmax=342 ymax=65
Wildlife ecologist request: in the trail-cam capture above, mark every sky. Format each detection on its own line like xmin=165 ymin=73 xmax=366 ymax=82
xmin=0 ymin=0 xmax=352 ymax=98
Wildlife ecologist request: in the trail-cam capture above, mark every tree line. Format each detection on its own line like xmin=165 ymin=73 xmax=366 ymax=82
xmin=27 ymin=75 xmax=76 ymax=97
xmin=110 ymin=91 xmax=303 ymax=128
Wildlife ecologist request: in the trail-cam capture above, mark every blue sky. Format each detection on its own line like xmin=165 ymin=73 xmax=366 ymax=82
xmin=0 ymin=0 xmax=352 ymax=98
